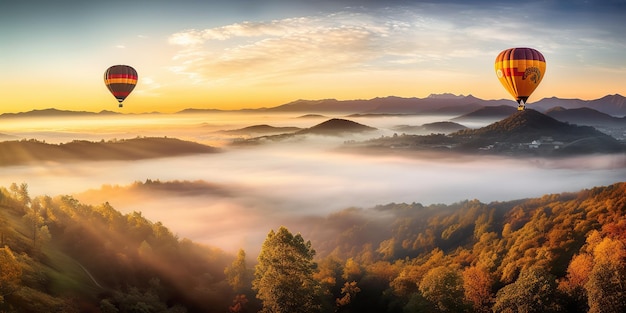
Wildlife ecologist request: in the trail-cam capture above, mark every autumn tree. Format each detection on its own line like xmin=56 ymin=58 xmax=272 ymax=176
xmin=584 ymin=237 xmax=626 ymax=313
xmin=559 ymin=253 xmax=593 ymax=311
xmin=9 ymin=182 xmax=30 ymax=208
xmin=462 ymin=265 xmax=493 ymax=313
xmin=342 ymin=258 xmax=362 ymax=282
xmin=253 ymin=226 xmax=320 ymax=313
xmin=23 ymin=197 xmax=49 ymax=251
xmin=0 ymin=246 xmax=22 ymax=303
xmin=313 ymin=257 xmax=343 ymax=312
xmin=418 ymin=265 xmax=467 ymax=312
xmin=493 ymin=266 xmax=557 ymax=313
xmin=336 ymin=281 xmax=360 ymax=312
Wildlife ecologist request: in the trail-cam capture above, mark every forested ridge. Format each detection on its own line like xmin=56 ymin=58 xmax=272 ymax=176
xmin=0 ymin=181 xmax=624 ymax=312
xmin=0 ymin=137 xmax=219 ymax=166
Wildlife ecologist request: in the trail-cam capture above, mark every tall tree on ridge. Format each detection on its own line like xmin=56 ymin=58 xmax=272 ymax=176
xmin=253 ymin=226 xmax=320 ymax=313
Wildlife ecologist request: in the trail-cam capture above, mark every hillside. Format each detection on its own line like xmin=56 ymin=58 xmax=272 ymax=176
xmin=392 ymin=121 xmax=468 ymax=135
xmin=452 ymin=109 xmax=624 ymax=154
xmin=351 ymin=109 xmax=625 ymax=156
xmin=0 ymin=183 xmax=234 ymax=312
xmin=296 ymin=118 xmax=377 ymax=136
xmin=546 ymin=107 xmax=625 ymax=127
xmin=74 ymin=179 xmax=232 ymax=205
xmin=0 ymin=137 xmax=219 ymax=166
xmin=217 ymin=124 xmax=302 ymax=136
xmin=0 ymin=180 xmax=624 ymax=312
xmin=452 ymin=105 xmax=518 ymax=121
xmin=453 ymin=109 xmax=616 ymax=142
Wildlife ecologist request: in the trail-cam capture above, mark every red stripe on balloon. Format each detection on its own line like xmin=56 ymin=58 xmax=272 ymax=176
xmin=501 ymin=68 xmax=525 ymax=77
xmin=106 ymin=74 xmax=138 ymax=79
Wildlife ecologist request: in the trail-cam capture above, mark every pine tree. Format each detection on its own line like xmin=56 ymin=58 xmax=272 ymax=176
xmin=253 ymin=226 xmax=320 ymax=313
xmin=225 ymin=249 xmax=251 ymax=293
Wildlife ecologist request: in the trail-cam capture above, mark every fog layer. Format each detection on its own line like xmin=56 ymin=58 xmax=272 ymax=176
xmin=1 ymin=113 xmax=624 ymax=253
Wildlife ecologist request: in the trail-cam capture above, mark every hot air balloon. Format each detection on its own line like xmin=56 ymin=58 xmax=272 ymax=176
xmin=495 ymin=48 xmax=545 ymax=110
xmin=104 ymin=65 xmax=138 ymax=108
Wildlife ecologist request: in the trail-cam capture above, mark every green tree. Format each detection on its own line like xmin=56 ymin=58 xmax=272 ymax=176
xmin=253 ymin=226 xmax=320 ymax=313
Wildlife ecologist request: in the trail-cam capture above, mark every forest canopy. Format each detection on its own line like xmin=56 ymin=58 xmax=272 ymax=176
xmin=0 ymin=181 xmax=624 ymax=312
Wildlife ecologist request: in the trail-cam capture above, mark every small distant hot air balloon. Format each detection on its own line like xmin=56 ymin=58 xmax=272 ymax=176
xmin=495 ymin=48 xmax=545 ymax=110
xmin=104 ymin=65 xmax=138 ymax=108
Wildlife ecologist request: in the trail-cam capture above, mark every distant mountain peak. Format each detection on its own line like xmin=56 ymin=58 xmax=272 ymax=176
xmin=457 ymin=109 xmax=613 ymax=143
xmin=445 ymin=109 xmax=624 ymax=154
xmin=488 ymin=109 xmax=565 ymax=132
xmin=220 ymin=124 xmax=302 ymax=135
xmin=427 ymin=93 xmax=465 ymax=99
xmin=298 ymin=118 xmax=377 ymax=136
xmin=545 ymin=106 xmax=567 ymax=113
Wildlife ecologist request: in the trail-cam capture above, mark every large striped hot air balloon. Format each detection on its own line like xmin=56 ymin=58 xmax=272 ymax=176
xmin=495 ymin=48 xmax=546 ymax=110
xmin=104 ymin=65 xmax=138 ymax=108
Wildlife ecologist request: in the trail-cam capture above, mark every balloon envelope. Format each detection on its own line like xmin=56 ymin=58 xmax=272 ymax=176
xmin=494 ymin=48 xmax=545 ymax=106
xmin=104 ymin=65 xmax=138 ymax=107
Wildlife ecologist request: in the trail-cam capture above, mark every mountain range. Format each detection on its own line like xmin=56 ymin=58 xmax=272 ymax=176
xmin=265 ymin=93 xmax=626 ymax=116
xmin=3 ymin=94 xmax=625 ymax=118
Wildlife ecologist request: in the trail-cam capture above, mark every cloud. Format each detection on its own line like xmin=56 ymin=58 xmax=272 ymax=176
xmin=166 ymin=9 xmax=493 ymax=84
xmin=163 ymin=3 xmax=626 ymax=90
xmin=160 ymin=7 xmax=548 ymax=77
xmin=168 ymin=13 xmax=385 ymax=82
xmin=135 ymin=77 xmax=162 ymax=97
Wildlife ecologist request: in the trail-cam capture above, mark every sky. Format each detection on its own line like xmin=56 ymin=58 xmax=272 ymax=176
xmin=2 ymin=0 xmax=626 ymax=113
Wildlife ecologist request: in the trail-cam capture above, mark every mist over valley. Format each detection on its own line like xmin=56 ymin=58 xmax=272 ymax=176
xmin=1 ymin=97 xmax=624 ymax=255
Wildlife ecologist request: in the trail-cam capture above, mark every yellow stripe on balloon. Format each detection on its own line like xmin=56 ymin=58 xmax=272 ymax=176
xmin=105 ymin=78 xmax=138 ymax=85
